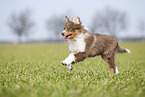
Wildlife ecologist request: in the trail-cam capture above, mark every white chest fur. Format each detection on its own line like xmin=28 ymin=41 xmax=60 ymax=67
xmin=68 ymin=33 xmax=87 ymax=53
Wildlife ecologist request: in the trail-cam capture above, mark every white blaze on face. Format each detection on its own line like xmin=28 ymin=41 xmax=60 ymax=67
xmin=63 ymin=30 xmax=66 ymax=32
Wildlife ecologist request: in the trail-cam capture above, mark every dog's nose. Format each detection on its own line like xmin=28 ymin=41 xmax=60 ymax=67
xmin=61 ymin=32 xmax=65 ymax=36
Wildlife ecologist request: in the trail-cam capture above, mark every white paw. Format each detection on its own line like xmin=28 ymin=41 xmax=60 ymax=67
xmin=67 ymin=65 xmax=73 ymax=70
xmin=61 ymin=60 xmax=71 ymax=65
xmin=115 ymin=66 xmax=119 ymax=74
xmin=62 ymin=60 xmax=67 ymax=65
xmin=62 ymin=60 xmax=74 ymax=66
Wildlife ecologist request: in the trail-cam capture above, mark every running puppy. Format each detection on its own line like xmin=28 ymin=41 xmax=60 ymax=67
xmin=61 ymin=16 xmax=130 ymax=75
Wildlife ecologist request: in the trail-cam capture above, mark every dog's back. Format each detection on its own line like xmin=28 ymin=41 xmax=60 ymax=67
xmin=85 ymin=33 xmax=117 ymax=57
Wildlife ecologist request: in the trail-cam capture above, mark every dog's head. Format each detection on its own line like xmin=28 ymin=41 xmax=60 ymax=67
xmin=61 ymin=16 xmax=82 ymax=41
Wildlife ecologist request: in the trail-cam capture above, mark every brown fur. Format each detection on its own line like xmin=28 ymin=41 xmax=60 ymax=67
xmin=75 ymin=33 xmax=119 ymax=75
xmin=74 ymin=52 xmax=86 ymax=62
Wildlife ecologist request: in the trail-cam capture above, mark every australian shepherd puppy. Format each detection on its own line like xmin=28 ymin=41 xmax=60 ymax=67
xmin=61 ymin=16 xmax=130 ymax=75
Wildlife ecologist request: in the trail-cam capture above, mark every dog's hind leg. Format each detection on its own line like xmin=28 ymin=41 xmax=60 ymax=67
xmin=101 ymin=54 xmax=117 ymax=75
xmin=115 ymin=66 xmax=119 ymax=74
xmin=105 ymin=58 xmax=116 ymax=75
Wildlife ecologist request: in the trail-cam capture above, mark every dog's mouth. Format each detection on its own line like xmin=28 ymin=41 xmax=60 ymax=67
xmin=65 ymin=34 xmax=72 ymax=41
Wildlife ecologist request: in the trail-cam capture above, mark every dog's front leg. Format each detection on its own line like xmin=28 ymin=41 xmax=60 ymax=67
xmin=74 ymin=52 xmax=86 ymax=62
xmin=62 ymin=53 xmax=75 ymax=66
xmin=62 ymin=52 xmax=86 ymax=70
xmin=62 ymin=52 xmax=86 ymax=65
xmin=62 ymin=53 xmax=75 ymax=70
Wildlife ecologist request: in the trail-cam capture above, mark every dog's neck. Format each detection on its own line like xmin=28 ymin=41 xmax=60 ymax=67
xmin=68 ymin=33 xmax=89 ymax=53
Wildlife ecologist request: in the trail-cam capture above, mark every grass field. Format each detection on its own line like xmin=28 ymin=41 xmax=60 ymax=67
xmin=0 ymin=42 xmax=145 ymax=97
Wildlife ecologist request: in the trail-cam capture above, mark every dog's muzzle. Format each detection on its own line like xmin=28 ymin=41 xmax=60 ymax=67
xmin=61 ymin=31 xmax=65 ymax=36
xmin=61 ymin=32 xmax=64 ymax=36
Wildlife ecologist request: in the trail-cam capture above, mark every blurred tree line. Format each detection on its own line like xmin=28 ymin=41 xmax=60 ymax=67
xmin=89 ymin=7 xmax=128 ymax=38
xmin=8 ymin=10 xmax=34 ymax=43
xmin=8 ymin=7 xmax=145 ymax=43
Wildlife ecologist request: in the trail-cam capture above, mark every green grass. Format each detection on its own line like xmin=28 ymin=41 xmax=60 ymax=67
xmin=0 ymin=42 xmax=145 ymax=97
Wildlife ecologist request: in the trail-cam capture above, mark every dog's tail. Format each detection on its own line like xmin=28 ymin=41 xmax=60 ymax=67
xmin=117 ymin=43 xmax=131 ymax=54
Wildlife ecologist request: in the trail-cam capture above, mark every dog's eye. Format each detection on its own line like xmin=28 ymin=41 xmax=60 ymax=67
xmin=67 ymin=26 xmax=71 ymax=29
xmin=64 ymin=28 xmax=65 ymax=30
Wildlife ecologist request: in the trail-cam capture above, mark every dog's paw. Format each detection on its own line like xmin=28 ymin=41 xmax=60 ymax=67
xmin=62 ymin=59 xmax=73 ymax=65
xmin=67 ymin=65 xmax=73 ymax=70
xmin=62 ymin=60 xmax=67 ymax=66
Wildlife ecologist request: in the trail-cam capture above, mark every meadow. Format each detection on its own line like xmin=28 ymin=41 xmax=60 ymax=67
xmin=0 ymin=42 xmax=145 ymax=97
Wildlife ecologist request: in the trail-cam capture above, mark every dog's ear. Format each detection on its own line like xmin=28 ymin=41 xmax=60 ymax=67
xmin=65 ymin=16 xmax=69 ymax=22
xmin=72 ymin=16 xmax=81 ymax=24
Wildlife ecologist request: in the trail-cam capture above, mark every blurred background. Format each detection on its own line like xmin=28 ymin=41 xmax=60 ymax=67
xmin=0 ymin=0 xmax=145 ymax=43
